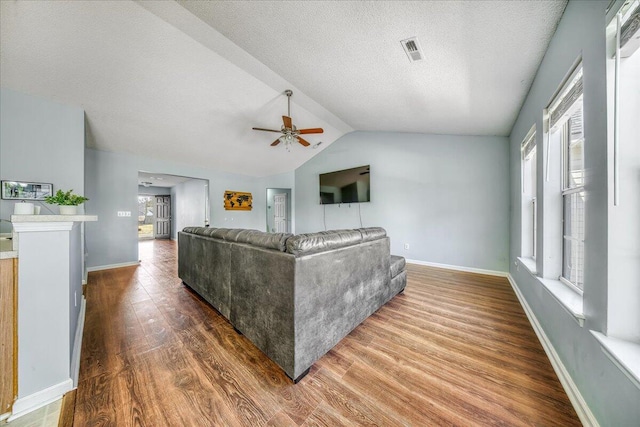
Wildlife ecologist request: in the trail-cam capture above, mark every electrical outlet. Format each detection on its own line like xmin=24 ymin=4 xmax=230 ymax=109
xmin=117 ymin=211 xmax=132 ymax=217
xmin=404 ymin=243 xmax=410 ymax=250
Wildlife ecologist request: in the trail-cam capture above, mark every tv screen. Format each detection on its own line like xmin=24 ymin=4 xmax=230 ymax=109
xmin=319 ymin=165 xmax=370 ymax=204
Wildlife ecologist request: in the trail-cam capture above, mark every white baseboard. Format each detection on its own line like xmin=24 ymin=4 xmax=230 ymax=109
xmin=406 ymin=259 xmax=508 ymax=277
xmin=82 ymin=269 xmax=88 ymax=285
xmin=507 ymin=274 xmax=599 ymax=427
xmin=70 ymin=297 xmax=86 ymax=386
xmin=8 ymin=379 xmax=73 ymax=421
xmin=86 ymin=261 xmax=140 ymax=272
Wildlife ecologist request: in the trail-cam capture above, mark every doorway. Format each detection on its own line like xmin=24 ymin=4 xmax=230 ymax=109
xmin=138 ymin=172 xmax=210 ymax=241
xmin=137 ymin=194 xmax=171 ymax=239
xmin=137 ymin=195 xmax=156 ymax=239
xmin=266 ymin=188 xmax=292 ymax=233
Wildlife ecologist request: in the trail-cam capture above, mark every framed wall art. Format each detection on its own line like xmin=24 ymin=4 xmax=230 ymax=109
xmin=224 ymin=191 xmax=252 ymax=211
xmin=1 ymin=181 xmax=53 ymax=201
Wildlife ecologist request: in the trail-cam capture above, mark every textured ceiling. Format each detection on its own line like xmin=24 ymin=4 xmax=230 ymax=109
xmin=179 ymin=0 xmax=567 ymax=136
xmin=0 ymin=1 xmax=566 ymax=177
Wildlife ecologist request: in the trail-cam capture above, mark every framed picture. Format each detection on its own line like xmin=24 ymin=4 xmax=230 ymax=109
xmin=1 ymin=181 xmax=53 ymax=201
xmin=224 ymin=190 xmax=252 ymax=211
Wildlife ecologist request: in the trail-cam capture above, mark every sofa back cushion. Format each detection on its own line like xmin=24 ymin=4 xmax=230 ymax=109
xmin=286 ymin=228 xmax=385 ymax=256
xmin=358 ymin=227 xmax=387 ymax=242
xmin=236 ymin=230 xmax=292 ymax=252
xmin=181 ymin=227 xmax=291 ymax=252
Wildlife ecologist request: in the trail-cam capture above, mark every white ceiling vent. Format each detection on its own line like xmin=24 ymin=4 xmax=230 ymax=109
xmin=400 ymin=37 xmax=424 ymax=62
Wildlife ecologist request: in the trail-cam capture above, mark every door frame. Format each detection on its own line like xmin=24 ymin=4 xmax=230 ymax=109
xmin=266 ymin=188 xmax=292 ymax=233
xmin=154 ymin=195 xmax=171 ymax=239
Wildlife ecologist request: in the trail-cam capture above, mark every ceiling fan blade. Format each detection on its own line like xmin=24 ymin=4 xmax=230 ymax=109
xmin=282 ymin=115 xmax=293 ymax=129
xmin=270 ymin=138 xmax=281 ymax=146
xmin=252 ymin=127 xmax=282 ymax=133
xmin=298 ymin=128 xmax=324 ymax=134
xmin=296 ymin=136 xmax=311 ymax=147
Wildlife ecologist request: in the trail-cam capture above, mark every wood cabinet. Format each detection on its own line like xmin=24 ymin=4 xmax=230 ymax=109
xmin=0 ymin=257 xmax=16 ymax=417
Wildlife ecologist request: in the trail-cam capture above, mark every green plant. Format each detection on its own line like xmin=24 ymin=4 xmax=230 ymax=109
xmin=44 ymin=189 xmax=89 ymax=206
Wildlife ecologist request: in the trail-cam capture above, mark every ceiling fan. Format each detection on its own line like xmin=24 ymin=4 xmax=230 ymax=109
xmin=252 ymin=89 xmax=323 ymax=148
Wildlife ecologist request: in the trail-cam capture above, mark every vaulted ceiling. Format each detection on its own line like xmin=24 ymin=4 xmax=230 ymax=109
xmin=0 ymin=0 xmax=566 ymax=177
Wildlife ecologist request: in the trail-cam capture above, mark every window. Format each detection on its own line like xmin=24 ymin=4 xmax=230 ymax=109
xmin=521 ymin=126 xmax=537 ymax=259
xmin=561 ymin=107 xmax=585 ymax=291
xmin=547 ymin=64 xmax=584 ymax=292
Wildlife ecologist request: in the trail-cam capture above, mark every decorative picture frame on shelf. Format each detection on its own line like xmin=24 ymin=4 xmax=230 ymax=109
xmin=1 ymin=181 xmax=53 ymax=200
xmin=224 ymin=190 xmax=252 ymax=211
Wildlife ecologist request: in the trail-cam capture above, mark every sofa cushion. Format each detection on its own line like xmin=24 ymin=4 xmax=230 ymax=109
xmin=181 ymin=227 xmax=291 ymax=251
xmin=236 ymin=230 xmax=292 ymax=252
xmin=390 ymin=255 xmax=406 ymax=278
xmin=200 ymin=227 xmax=219 ymax=237
xmin=359 ymin=227 xmax=387 ymax=242
xmin=182 ymin=226 xmax=210 ymax=235
xmin=285 ymin=229 xmax=364 ymax=255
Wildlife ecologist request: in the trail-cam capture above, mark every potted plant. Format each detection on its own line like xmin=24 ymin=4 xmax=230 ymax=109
xmin=44 ymin=189 xmax=89 ymax=215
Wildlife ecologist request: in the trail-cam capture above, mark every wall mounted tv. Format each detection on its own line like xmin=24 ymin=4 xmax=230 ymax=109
xmin=319 ymin=165 xmax=370 ymax=204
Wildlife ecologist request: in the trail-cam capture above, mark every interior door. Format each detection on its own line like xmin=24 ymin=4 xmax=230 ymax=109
xmin=155 ymin=195 xmax=171 ymax=239
xmin=274 ymin=193 xmax=287 ymax=233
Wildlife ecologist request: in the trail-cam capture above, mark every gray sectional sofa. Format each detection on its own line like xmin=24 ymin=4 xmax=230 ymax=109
xmin=178 ymin=226 xmax=406 ymax=382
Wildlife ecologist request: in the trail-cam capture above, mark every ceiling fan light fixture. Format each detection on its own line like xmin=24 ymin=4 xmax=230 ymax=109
xmin=253 ymin=89 xmax=324 ymax=149
xmin=280 ymin=133 xmax=297 ymax=151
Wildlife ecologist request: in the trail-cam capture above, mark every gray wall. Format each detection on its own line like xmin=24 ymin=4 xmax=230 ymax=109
xmin=0 ymin=88 xmax=85 ymax=230
xmin=295 ymin=131 xmax=510 ymax=272
xmin=85 ymin=148 xmax=293 ymax=268
xmin=171 ymin=178 xmax=208 ymax=239
xmin=508 ymin=0 xmax=640 ymax=424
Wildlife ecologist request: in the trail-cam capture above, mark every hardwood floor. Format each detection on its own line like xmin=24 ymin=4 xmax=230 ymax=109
xmin=74 ymin=240 xmax=581 ymax=426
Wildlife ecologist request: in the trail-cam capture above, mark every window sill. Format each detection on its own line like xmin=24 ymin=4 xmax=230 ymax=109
xmin=538 ymin=277 xmax=585 ymax=326
xmin=591 ymin=331 xmax=640 ymax=390
xmin=517 ymin=257 xmax=537 ymax=275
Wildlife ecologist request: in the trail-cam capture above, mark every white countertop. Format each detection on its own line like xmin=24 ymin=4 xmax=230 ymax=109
xmin=11 ymin=214 xmax=98 ymax=222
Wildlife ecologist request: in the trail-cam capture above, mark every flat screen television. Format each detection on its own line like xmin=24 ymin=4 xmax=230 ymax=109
xmin=319 ymin=165 xmax=370 ymax=204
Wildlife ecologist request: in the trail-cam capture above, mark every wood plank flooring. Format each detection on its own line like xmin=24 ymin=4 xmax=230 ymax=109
xmin=74 ymin=240 xmax=581 ymax=426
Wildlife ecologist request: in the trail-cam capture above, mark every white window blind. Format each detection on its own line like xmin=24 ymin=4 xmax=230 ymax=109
xmin=521 ymin=127 xmax=536 ymax=159
xmin=549 ymin=66 xmax=583 ymax=131
xmin=620 ymin=2 xmax=640 ymax=57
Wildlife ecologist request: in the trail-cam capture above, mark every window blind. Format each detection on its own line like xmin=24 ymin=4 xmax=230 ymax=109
xmin=549 ymin=76 xmax=583 ymax=130
xmin=521 ymin=129 xmax=536 ymax=159
xmin=621 ymin=4 xmax=640 ymax=56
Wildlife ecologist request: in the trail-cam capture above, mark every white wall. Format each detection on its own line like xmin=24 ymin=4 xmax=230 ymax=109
xmin=607 ymin=38 xmax=640 ymax=340
xmin=508 ymin=1 xmax=640 ymax=424
xmin=295 ymin=131 xmax=510 ymax=272
xmin=85 ymin=148 xmax=294 ymax=269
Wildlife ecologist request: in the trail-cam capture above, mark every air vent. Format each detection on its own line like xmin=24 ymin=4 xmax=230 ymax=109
xmin=400 ymin=37 xmax=424 ymax=62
